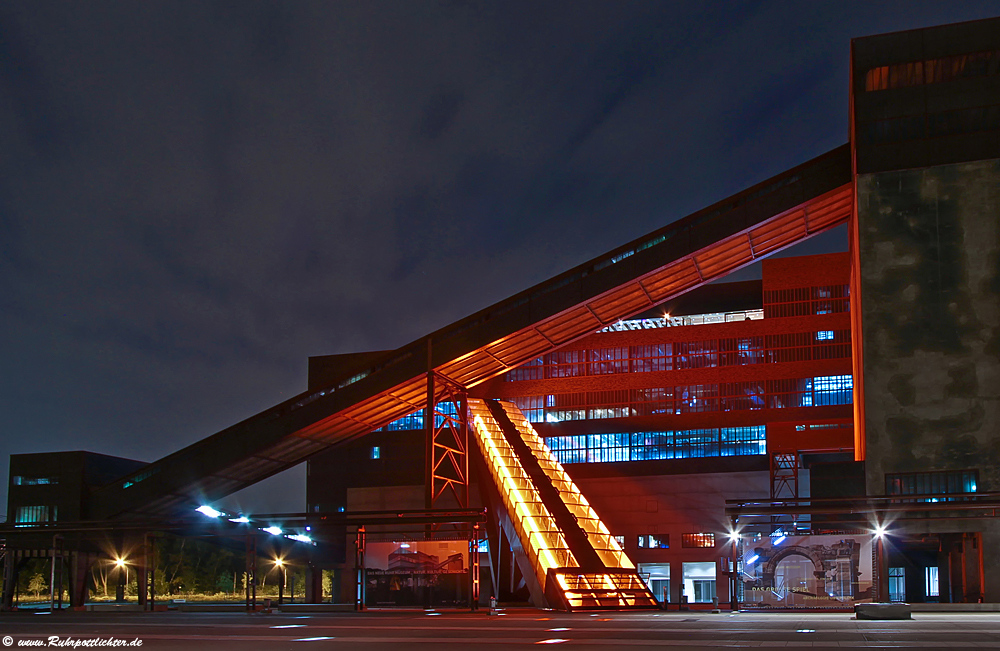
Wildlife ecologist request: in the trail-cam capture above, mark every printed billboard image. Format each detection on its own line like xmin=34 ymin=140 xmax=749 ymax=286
xmin=739 ymin=534 xmax=873 ymax=608
xmin=364 ymin=540 xmax=470 ymax=607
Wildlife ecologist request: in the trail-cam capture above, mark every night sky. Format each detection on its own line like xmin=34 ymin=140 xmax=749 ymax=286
xmin=2 ymin=2 xmax=997 ymax=517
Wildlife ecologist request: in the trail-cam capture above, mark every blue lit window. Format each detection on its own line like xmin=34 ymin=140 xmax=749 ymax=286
xmin=813 ymin=375 xmax=853 ymax=406
xmin=12 ymin=476 xmax=58 ymax=486
xmin=546 ymin=426 xmax=765 ymax=465
xmin=15 ymin=505 xmax=56 ymax=526
xmin=637 ymin=534 xmax=669 ymax=549
xmin=370 ymin=446 xmax=380 ymax=460
xmin=886 ymin=470 xmax=978 ymax=500
xmin=816 ymin=330 xmax=834 ymax=340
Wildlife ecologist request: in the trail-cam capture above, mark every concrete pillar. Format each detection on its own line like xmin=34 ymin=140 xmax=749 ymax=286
xmin=305 ymin=563 xmax=324 ymax=603
xmin=945 ymin=534 xmax=967 ymax=603
xmin=964 ymin=533 xmax=984 ymax=603
xmin=981 ymin=529 xmax=1000 ymax=602
xmin=2 ymin=549 xmax=17 ymax=611
xmin=937 ymin=548 xmax=951 ymax=604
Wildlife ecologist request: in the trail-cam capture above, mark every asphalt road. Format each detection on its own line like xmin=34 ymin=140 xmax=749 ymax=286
xmin=2 ymin=609 xmax=1000 ymax=650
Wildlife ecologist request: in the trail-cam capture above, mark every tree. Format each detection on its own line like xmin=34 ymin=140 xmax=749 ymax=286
xmin=28 ymin=573 xmax=46 ymax=598
xmin=91 ymin=561 xmax=111 ymax=598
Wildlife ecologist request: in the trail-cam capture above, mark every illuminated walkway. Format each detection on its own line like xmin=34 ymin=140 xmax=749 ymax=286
xmin=470 ymin=398 xmax=656 ymax=610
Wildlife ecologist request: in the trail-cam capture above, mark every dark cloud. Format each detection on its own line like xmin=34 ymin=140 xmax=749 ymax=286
xmin=2 ymin=1 xmax=998 ymax=514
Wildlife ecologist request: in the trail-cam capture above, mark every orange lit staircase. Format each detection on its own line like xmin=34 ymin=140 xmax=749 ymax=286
xmin=469 ymin=398 xmax=657 ymax=610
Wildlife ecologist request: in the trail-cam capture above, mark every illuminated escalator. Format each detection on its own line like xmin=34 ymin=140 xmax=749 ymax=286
xmin=469 ymin=398 xmax=657 ymax=610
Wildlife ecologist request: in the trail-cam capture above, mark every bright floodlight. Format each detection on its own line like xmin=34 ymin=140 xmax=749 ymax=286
xmin=727 ymin=531 xmax=739 ymax=542
xmin=115 ymin=557 xmax=126 ymax=569
xmin=196 ymin=505 xmax=223 ymax=518
xmin=874 ymin=524 xmax=887 ymax=538
xmin=274 ymin=558 xmax=284 ymax=568
xmin=229 ymin=516 xmax=251 ymax=524
xmin=263 ymin=526 xmax=283 ymax=536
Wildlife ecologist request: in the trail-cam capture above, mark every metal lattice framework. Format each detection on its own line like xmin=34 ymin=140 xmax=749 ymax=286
xmin=425 ymin=371 xmax=469 ymax=509
xmin=770 ymin=451 xmax=799 ymax=500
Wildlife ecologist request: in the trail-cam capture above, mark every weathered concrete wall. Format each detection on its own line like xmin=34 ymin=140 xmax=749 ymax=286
xmin=857 ymin=159 xmax=1000 ymax=495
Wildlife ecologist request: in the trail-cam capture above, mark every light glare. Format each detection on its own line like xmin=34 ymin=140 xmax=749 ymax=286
xmin=196 ymin=505 xmax=223 ymax=518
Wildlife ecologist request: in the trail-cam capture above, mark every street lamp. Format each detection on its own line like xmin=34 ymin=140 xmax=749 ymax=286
xmin=872 ymin=523 xmax=889 ymax=603
xmin=274 ymin=558 xmax=285 ymax=605
xmin=114 ymin=557 xmax=128 ymax=603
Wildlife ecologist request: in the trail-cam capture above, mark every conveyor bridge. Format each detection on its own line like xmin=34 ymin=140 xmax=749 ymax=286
xmin=87 ymin=145 xmax=853 ymax=523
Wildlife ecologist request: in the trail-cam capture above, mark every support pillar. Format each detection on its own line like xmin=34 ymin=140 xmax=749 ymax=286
xmin=469 ymin=523 xmax=480 ymax=611
xmin=965 ymin=533 xmax=984 ymax=603
xmin=2 ymin=549 xmax=16 ymax=611
xmin=354 ymin=526 xmax=366 ymax=611
xmin=875 ymin=534 xmax=888 ymax=603
xmin=729 ymin=528 xmax=739 ymax=611
xmin=145 ymin=535 xmax=156 ymax=611
xmin=69 ymin=552 xmax=96 ymax=608
xmin=948 ymin=534 xmax=967 ymax=603
xmin=305 ymin=562 xmax=323 ymax=604
xmin=49 ymin=535 xmax=63 ymax=612
xmin=136 ymin=554 xmax=147 ymax=609
xmin=245 ymin=533 xmax=257 ymax=611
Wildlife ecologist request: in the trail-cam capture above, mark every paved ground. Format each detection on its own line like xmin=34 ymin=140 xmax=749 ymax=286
xmin=2 ymin=608 xmax=1000 ymax=650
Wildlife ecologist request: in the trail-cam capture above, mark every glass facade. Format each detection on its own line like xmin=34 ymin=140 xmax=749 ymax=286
xmin=510 ymin=375 xmax=852 ymax=424
xmin=682 ymin=562 xmax=717 ymax=603
xmin=506 ymin=331 xmax=850 ymax=382
xmin=546 ymin=426 xmax=765 ymax=464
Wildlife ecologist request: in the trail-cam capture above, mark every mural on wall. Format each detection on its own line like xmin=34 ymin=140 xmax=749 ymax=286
xmin=740 ymin=534 xmax=873 ymax=608
xmin=364 ymin=540 xmax=469 ymax=607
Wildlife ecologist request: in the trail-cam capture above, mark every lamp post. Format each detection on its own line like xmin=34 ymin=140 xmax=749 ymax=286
xmin=115 ymin=558 xmax=128 ymax=603
xmin=874 ymin=525 xmax=888 ymax=603
xmin=275 ymin=558 xmax=285 ymax=605
xmin=728 ymin=531 xmax=740 ymax=612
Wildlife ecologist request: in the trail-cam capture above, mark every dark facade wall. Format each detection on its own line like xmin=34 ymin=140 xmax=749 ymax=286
xmin=809 ymin=461 xmax=866 ymax=499
xmin=306 ymin=430 xmax=425 ymax=514
xmin=857 ymin=159 xmax=1000 ymax=496
xmin=762 ymin=252 xmax=850 ymax=292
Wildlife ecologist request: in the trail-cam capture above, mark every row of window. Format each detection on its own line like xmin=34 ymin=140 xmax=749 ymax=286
xmin=599 ymin=309 xmax=764 ymax=333
xmin=379 ymin=401 xmax=462 ymax=432
xmin=546 ymin=426 xmax=766 ymax=464
xmin=885 ymin=469 xmax=977 ymax=500
xmin=634 ymin=533 xmax=717 ymax=549
xmin=864 ymin=50 xmax=1000 ymax=92
xmin=505 ymin=331 xmax=851 ymax=381
xmin=638 ymin=561 xmax=717 ymax=604
xmin=15 ymin=505 xmax=57 ymax=526
xmin=376 ymin=376 xmax=853 ymax=432
xmin=11 ymin=476 xmax=58 ymax=486
xmin=762 ymin=285 xmax=850 ymax=319
xmin=511 ymin=375 xmax=853 ymax=423
xmin=888 ymin=566 xmax=940 ymax=603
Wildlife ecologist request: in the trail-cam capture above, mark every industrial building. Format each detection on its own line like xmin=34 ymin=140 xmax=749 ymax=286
xmin=4 ymin=16 xmax=999 ymax=611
